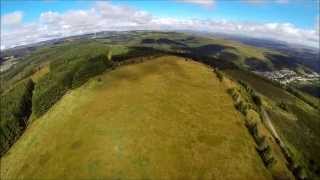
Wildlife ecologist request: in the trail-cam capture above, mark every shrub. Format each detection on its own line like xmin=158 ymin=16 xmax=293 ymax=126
xmin=255 ymin=135 xmax=267 ymax=148
xmin=246 ymin=109 xmax=261 ymax=124
xmin=246 ymin=122 xmax=258 ymax=138
xmin=252 ymin=93 xmax=262 ymax=107
xmin=238 ymin=80 xmax=248 ymax=89
xmin=265 ymin=157 xmax=276 ymax=168
xmin=278 ymin=102 xmax=289 ymax=111
xmin=215 ymin=70 xmax=224 ymax=81
xmin=257 ymin=145 xmax=276 ymax=168
xmin=227 ymin=88 xmax=239 ymax=99
xmin=235 ymin=100 xmax=249 ymax=115
xmin=239 ymin=80 xmax=254 ymax=93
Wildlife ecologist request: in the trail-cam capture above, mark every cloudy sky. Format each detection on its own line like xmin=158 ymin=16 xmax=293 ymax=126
xmin=1 ymin=0 xmax=319 ymax=49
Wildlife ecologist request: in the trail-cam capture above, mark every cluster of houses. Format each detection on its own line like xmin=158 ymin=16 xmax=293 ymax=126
xmin=254 ymin=69 xmax=320 ymax=85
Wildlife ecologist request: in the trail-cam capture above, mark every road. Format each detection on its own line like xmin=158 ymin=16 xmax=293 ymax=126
xmin=261 ymin=107 xmax=285 ymax=147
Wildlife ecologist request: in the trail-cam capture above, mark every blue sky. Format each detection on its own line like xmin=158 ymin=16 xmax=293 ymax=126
xmin=120 ymin=0 xmax=318 ymax=29
xmin=1 ymin=0 xmax=319 ymax=49
xmin=1 ymin=0 xmax=318 ymax=29
xmin=1 ymin=1 xmax=93 ymax=22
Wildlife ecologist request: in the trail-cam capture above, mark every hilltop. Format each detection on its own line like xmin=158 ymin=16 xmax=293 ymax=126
xmin=1 ymin=56 xmax=272 ymax=179
xmin=1 ymin=31 xmax=319 ymax=179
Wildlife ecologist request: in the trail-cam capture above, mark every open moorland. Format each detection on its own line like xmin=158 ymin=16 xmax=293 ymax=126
xmin=1 ymin=56 xmax=272 ymax=179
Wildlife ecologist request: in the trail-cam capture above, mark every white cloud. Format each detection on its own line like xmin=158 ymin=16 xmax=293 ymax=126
xmin=1 ymin=1 xmax=319 ymax=49
xmin=1 ymin=11 xmax=23 ymax=27
xmin=177 ymin=0 xmax=215 ymax=7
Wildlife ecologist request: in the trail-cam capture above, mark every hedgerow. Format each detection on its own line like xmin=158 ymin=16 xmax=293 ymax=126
xmin=228 ymin=83 xmax=277 ymax=170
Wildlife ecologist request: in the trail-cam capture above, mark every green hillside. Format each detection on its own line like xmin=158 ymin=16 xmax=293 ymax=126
xmin=1 ymin=56 xmax=272 ymax=179
xmin=224 ymin=69 xmax=320 ymax=179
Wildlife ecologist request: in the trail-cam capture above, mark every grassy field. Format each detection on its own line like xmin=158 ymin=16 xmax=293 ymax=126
xmin=1 ymin=56 xmax=271 ymax=179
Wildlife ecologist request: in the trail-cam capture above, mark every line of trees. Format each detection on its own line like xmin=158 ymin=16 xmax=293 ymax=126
xmin=228 ymin=85 xmax=277 ymax=169
xmin=245 ymin=109 xmax=276 ymax=168
xmin=234 ymin=81 xmax=312 ymax=179
xmin=32 ymin=54 xmax=113 ymax=117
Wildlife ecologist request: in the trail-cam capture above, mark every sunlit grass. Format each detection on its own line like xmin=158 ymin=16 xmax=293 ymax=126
xmin=1 ymin=56 xmax=271 ymax=179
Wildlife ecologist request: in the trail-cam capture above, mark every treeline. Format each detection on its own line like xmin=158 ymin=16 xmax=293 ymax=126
xmin=0 ymin=79 xmax=34 ymax=156
xmin=138 ymin=46 xmax=238 ymax=71
xmin=172 ymin=51 xmax=238 ymax=70
xmin=32 ymin=54 xmax=113 ymax=117
xmin=32 ymin=47 xmax=164 ymax=118
xmin=245 ymin=110 xmax=277 ymax=168
xmin=111 ymin=46 xmax=164 ymax=63
xmin=227 ymin=83 xmax=277 ymax=169
xmin=213 ymin=68 xmax=224 ymax=81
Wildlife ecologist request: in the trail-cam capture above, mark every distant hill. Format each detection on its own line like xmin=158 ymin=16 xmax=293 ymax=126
xmin=211 ymin=33 xmax=320 ymax=73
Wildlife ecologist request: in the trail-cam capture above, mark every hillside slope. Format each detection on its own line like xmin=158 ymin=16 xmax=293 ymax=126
xmin=224 ymin=69 xmax=320 ymax=179
xmin=1 ymin=56 xmax=271 ymax=179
